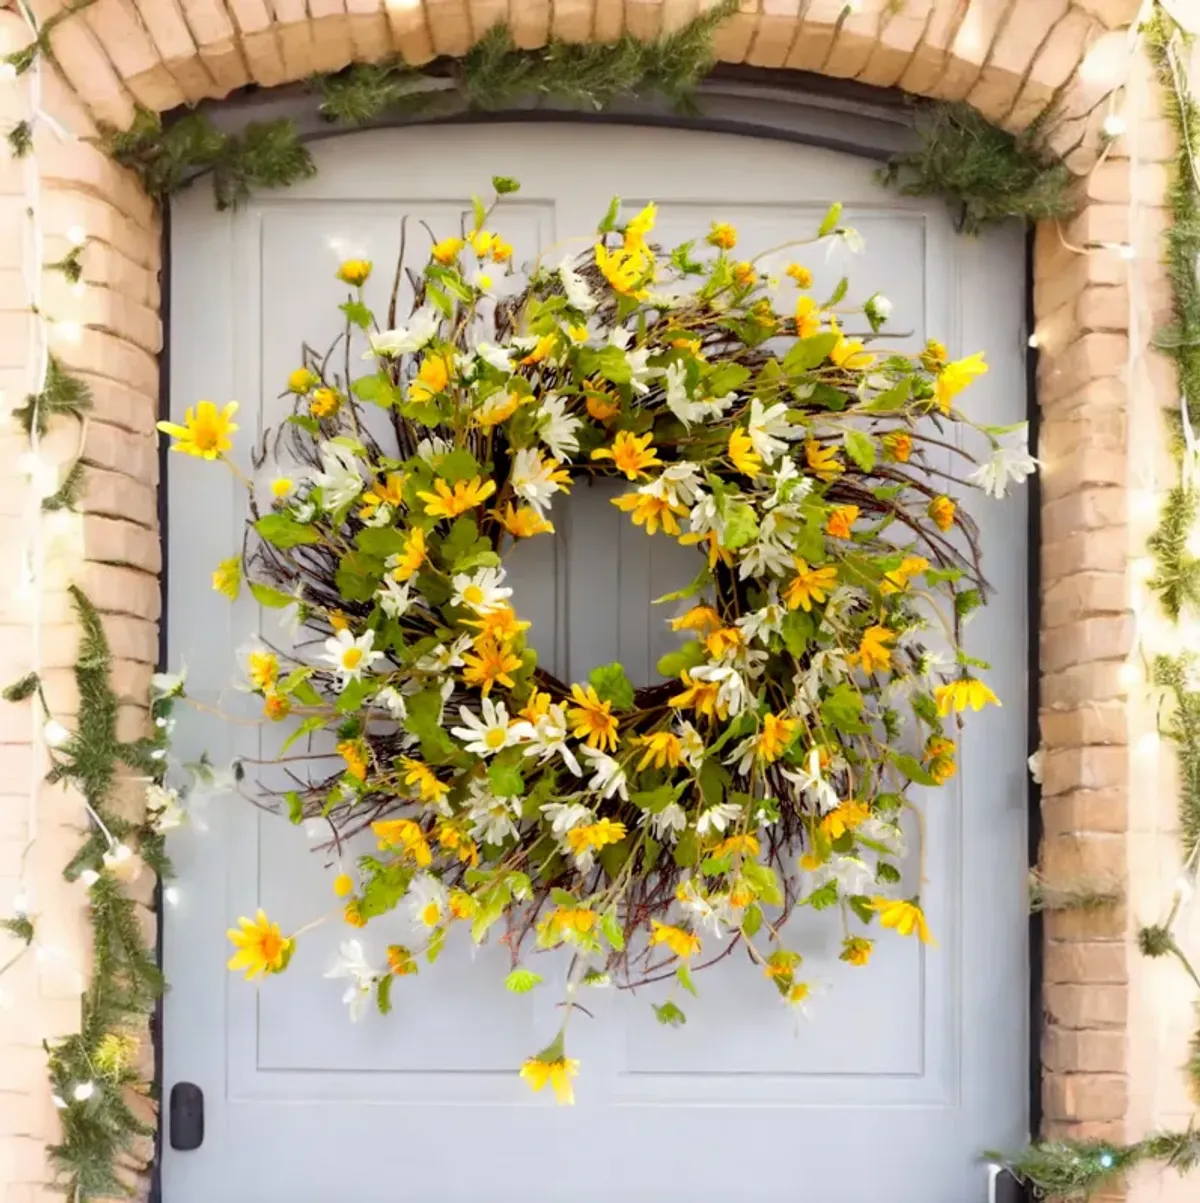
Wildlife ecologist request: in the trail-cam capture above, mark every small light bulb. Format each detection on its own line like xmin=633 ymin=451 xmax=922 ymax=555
xmin=1118 ymin=243 xmax=1136 ymax=260
xmin=164 ymin=886 xmax=181 ymax=907
xmin=51 ymin=1094 xmax=68 ymax=1110
xmin=79 ymin=869 xmax=100 ymax=887
xmin=1176 ymin=874 xmax=1195 ymax=902
xmin=72 ymin=1081 xmax=95 ymax=1102
xmin=1118 ymin=662 xmax=1140 ymax=688
xmin=1185 ymin=621 xmax=1200 ymax=651
xmin=1102 ymin=112 xmax=1126 ymax=138
xmin=71 ymin=281 xmax=86 ymax=298
xmin=1098 ymin=1152 xmax=1115 ymax=1170
xmin=1187 ymin=529 xmax=1200 ymax=557
xmin=109 ymin=844 xmax=132 ymax=864
xmin=1136 ymin=730 xmax=1161 ymax=756
xmin=1131 ymin=557 xmax=1155 ymax=581
xmin=66 ymin=225 xmax=86 ymax=246
xmin=1132 ymin=492 xmax=1160 ymax=520
xmin=54 ymin=320 xmax=81 ymax=343
xmin=0 ymin=62 xmax=16 ymax=81
xmin=42 ymin=719 xmax=70 ymax=747
xmin=1027 ymin=333 xmax=1040 ymax=349
xmin=12 ymin=891 xmax=30 ymax=916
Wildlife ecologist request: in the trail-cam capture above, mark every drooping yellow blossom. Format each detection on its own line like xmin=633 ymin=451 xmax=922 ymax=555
xmin=679 ymin=528 xmax=734 ymax=570
xmin=756 ymin=713 xmax=796 ymax=763
xmin=636 ymin=730 xmax=684 ymax=771
xmin=825 ymin=504 xmax=860 ymax=539
xmin=594 ymin=243 xmax=652 ymax=299
xmin=921 ymin=339 xmax=948 ymax=372
xmin=288 ymin=368 xmax=319 ymax=394
xmin=246 ymin=649 xmax=278 ymax=691
xmin=475 ymin=391 xmax=521 ymax=427
xmin=449 ymin=890 xmax=477 ymax=920
xmin=565 ymin=819 xmax=627 ymax=857
xmin=263 ymin=691 xmax=290 ymax=721
xmin=373 ymin=815 xmax=434 ymax=865
xmin=728 ymin=427 xmax=762 ymax=477
xmin=763 ymin=948 xmax=802 ymax=982
xmin=387 ymin=944 xmax=418 ymax=975
xmin=462 ymin=636 xmax=522 ymax=696
xmin=707 ymin=221 xmax=737 ymax=250
xmin=586 ymin=388 xmax=621 ymax=422
xmin=226 ymin=910 xmax=293 ymax=980
xmin=795 ymin=295 xmax=822 ymax=338
xmin=704 ymin=625 xmax=743 ymax=659
xmin=337 ymin=259 xmax=372 ymax=286
xmin=337 ymin=738 xmax=368 ymax=781
xmin=520 ymin=334 xmax=557 ymax=366
xmin=419 ymin=476 xmax=497 ymax=519
xmin=669 ymin=670 xmax=724 ymax=720
xmin=402 ymin=758 xmax=451 ymax=807
xmin=732 ymin=261 xmax=757 ymax=288
xmin=670 ymin=604 xmax=722 ymax=635
xmin=408 ymin=353 xmax=453 ymax=405
xmin=611 ymin=491 xmax=686 ymax=535
xmin=567 ymin=684 xmax=619 ymax=751
xmin=468 ymin=229 xmax=494 ymax=257
xmin=828 ymin=318 xmax=876 ymax=370
xmin=436 ymin=822 xmax=479 ymax=867
xmin=935 ymin=351 xmax=988 ymax=414
xmin=649 ymin=920 xmax=702 ymax=960
xmin=873 ymin=897 xmax=934 ymax=944
xmin=714 ymin=832 xmax=760 ymax=860
xmin=343 ymin=899 xmax=367 ymax=927
xmin=464 ymin=604 xmax=531 ymax=647
xmin=821 ymin=799 xmax=869 ymax=840
xmin=883 ymin=430 xmax=912 ymax=462
xmin=391 ymin=526 xmax=426 ymax=581
xmin=549 ymin=906 xmax=597 ymax=936
xmin=158 ymin=400 xmax=239 ymax=459
xmin=881 ymin=554 xmax=930 ymax=595
xmin=333 ymin=873 xmax=354 ymax=898
xmin=786 ymin=263 xmax=814 ymax=288
xmin=928 ymin=495 xmax=956 ymax=532
xmin=805 ymin=438 xmax=843 ymax=482
xmin=309 ymin=387 xmax=340 ymax=418
xmin=520 ymin=1054 xmax=580 ymax=1105
xmin=431 ymin=236 xmax=464 ymax=264
xmin=490 ymin=236 xmax=513 ymax=262
xmin=783 ymin=559 xmax=837 ymax=612
xmin=359 ymin=473 xmax=407 ymax=521
xmin=592 ymin=430 xmax=662 ymax=480
xmin=854 ymin=625 xmax=895 ymax=674
xmin=495 ymin=502 xmax=555 ymax=539
xmin=923 ymin=735 xmax=957 ymax=784
xmin=840 ymin=936 xmax=873 ymax=967
xmin=623 ymin=202 xmax=657 ymax=248
xmin=934 ymin=677 xmax=1001 ymax=715
xmin=212 ymin=555 xmax=241 ymax=600
xmin=517 ymin=689 xmax=553 ymax=726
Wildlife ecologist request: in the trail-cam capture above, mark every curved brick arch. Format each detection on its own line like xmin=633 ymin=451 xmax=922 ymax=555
xmin=0 ymin=1 xmax=1191 ymax=1200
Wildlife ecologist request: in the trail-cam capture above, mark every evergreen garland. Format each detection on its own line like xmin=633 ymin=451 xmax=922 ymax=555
xmin=879 ymin=101 xmax=1075 ymax=234
xmin=2 ymin=0 xmax=94 ymax=76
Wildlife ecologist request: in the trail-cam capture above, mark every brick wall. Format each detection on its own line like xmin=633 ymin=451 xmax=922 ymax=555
xmin=0 ymin=1 xmax=1190 ymax=1200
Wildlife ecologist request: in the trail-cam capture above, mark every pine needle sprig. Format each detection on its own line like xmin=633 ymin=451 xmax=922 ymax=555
xmin=13 ymin=354 xmax=92 ymax=437
xmin=211 ymin=119 xmax=316 ymax=211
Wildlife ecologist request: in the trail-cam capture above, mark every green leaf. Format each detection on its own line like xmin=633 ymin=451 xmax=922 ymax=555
xmin=376 ymin=973 xmax=394 ymax=1015
xmin=706 ymin=362 xmax=751 ymax=396
xmin=340 ymin=299 xmax=372 ymax=330
xmin=848 ymin=894 xmax=875 ymax=924
xmin=435 ymin=448 xmax=482 ymax=483
xmin=505 ymin=967 xmax=543 ymax=993
xmin=876 ymin=863 xmax=901 ymax=886
xmin=2 ymin=673 xmax=39 ymax=702
xmin=597 ymin=195 xmax=620 ymax=233
xmin=722 ymin=502 xmax=759 ymax=549
xmin=676 ymin=963 xmax=698 ymax=997
xmin=487 ymin=758 xmax=525 ymax=798
xmin=843 ymin=429 xmax=876 ymax=472
xmin=600 ymin=909 xmax=625 ymax=951
xmin=598 ymin=839 xmax=631 ymax=878
xmin=595 ymin=344 xmax=632 ymax=385
xmin=742 ymin=904 xmax=763 ymax=938
xmin=657 ymin=640 xmax=708 ymax=679
xmin=255 ymin=513 xmax=320 ymax=548
xmin=783 ymin=331 xmax=839 ymax=374
xmin=335 ymin=677 xmax=371 ymax=714
xmin=472 ymin=195 xmax=486 ymax=230
xmin=893 ymin=753 xmax=937 ymax=787
xmin=653 ymin=1001 xmax=687 ymax=1027
xmin=743 ymin=861 xmax=784 ymax=907
xmin=699 ymin=758 xmax=730 ymax=807
xmin=820 ymin=683 xmax=865 ymax=732
xmin=248 ymin=582 xmax=293 ymax=608
xmin=589 ymin=662 xmax=634 ymax=711
xmin=439 ymin=516 xmax=482 ymax=565
xmin=673 ymin=829 xmax=700 ymax=868
xmin=631 ymin=783 xmax=682 ymax=814
xmin=352 ymin=373 xmax=401 ymax=409
xmin=280 ymin=714 xmax=325 ymax=755
xmin=492 ymin=175 xmax=520 ymax=195
xmin=804 ymin=881 xmax=838 ymax=910
xmin=780 ymin=610 xmax=813 ymax=657
xmin=824 ymin=276 xmax=849 ymax=308
xmin=356 ymin=527 xmax=409 ymax=557
xmin=818 ymin=201 xmax=842 ymax=237
xmin=335 ymin=550 xmax=384 ymax=602
xmin=285 ymin=790 xmax=305 ymax=824
xmin=862 ymin=378 xmax=912 ymax=412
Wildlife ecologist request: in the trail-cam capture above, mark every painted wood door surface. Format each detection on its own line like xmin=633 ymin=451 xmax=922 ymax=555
xmin=165 ymin=123 xmax=1028 ymax=1203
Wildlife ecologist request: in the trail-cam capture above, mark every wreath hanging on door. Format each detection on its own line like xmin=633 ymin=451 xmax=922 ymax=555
xmin=160 ymin=179 xmax=1034 ymax=1102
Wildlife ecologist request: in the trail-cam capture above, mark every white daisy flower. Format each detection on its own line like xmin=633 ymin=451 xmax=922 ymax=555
xmin=312 ymin=441 xmax=364 ymax=511
xmin=511 ymin=447 xmax=568 ymax=516
xmin=150 ymin=667 xmax=186 ymax=698
xmin=677 ymin=720 xmax=705 ymax=769
xmin=468 ymin=783 xmax=522 ymax=846
xmin=450 ymin=566 xmax=512 ymax=614
xmin=626 ymin=346 xmax=655 ymax=395
xmin=145 ymin=784 xmax=184 ymax=833
xmin=747 ymin=397 xmax=800 ymax=465
xmin=407 ymin=873 xmax=447 ymax=928
xmin=321 ymin=628 xmax=384 ymax=689
xmin=689 ymin=664 xmax=750 ymax=716
xmin=537 ymin=393 xmax=583 ymax=461
xmin=365 ymin=308 xmax=439 ymax=358
xmin=782 ymin=747 xmax=840 ymax=814
xmin=541 ymin=801 xmax=592 ymax=835
xmin=415 ymin=436 xmax=452 ymax=465
xmin=580 ymin=747 xmax=628 ymax=801
xmin=970 ymin=426 xmax=1038 ymax=498
xmin=696 ymin=801 xmax=742 ymax=836
xmin=451 ymin=697 xmax=534 ymax=757
xmin=738 ymin=535 xmax=793 ymax=580
xmin=374 ymin=686 xmax=406 ymax=720
xmin=649 ymin=801 xmax=687 ymax=842
xmin=325 ymin=939 xmax=379 ymax=1022
xmin=737 ymin=598 xmax=786 ymax=646
xmin=558 ymin=256 xmax=597 ymax=312
xmin=524 ymin=703 xmax=583 ymax=776
xmin=414 ymin=634 xmax=471 ymax=674
xmin=473 ymin=341 xmax=514 ymax=373
xmin=376 ymin=577 xmax=413 ymax=620
xmin=640 ymin=461 xmax=703 ymax=508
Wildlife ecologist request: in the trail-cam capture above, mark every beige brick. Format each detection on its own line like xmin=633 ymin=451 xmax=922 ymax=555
xmin=386 ymin=0 xmax=435 ymax=62
xmin=1040 ymin=614 xmax=1133 ymax=675
xmin=73 ymin=375 xmax=158 ymax=437
xmin=35 ymin=3 xmax=137 ymax=127
xmin=80 ymin=0 xmax=185 ymax=109
xmin=1045 ymin=902 xmax=1126 ymax=941
xmin=1039 ymin=333 xmax=1129 ymax=408
xmin=550 ymin=0 xmax=595 ymax=42
xmin=1041 ymin=788 xmax=1129 ymax=837
xmin=1046 ymin=983 xmax=1128 ymax=1029
xmin=967 ymin=0 xmax=1068 ymax=123
xmin=1044 ymin=1071 xmax=1129 ymax=1122
xmin=425 ymin=0 xmax=472 ymax=55
xmin=856 ymin=10 xmax=927 ymax=89
xmin=1042 ymin=572 xmax=1127 ymax=628
xmin=898 ymin=0 xmax=965 ymax=96
xmin=1006 ymin=9 xmax=1096 ymax=133
xmin=1041 ymin=488 xmax=1125 ymax=543
xmin=929 ymin=0 xmax=1012 ymax=103
xmin=747 ymin=1 xmax=803 ymax=71
xmin=81 ymin=466 xmax=158 ymax=529
xmin=82 ymin=423 xmax=159 ymax=486
xmin=1072 ymin=0 xmax=1142 ymax=29
xmin=82 ymin=515 xmax=163 ymax=575
xmin=1039 ymin=447 xmax=1126 ymax=502
xmin=1042 ymin=659 xmax=1126 ymax=708
xmin=1041 ymin=746 xmax=1129 ymax=797
xmin=1039 ymin=706 xmax=1127 ymax=749
xmin=133 ymin=0 xmax=218 ymax=102
xmin=625 ymin=0 xmax=663 ymax=41
xmin=510 ymin=0 xmax=551 ymax=49
xmin=1043 ymin=1026 xmax=1126 ymax=1073
xmin=1044 ymin=941 xmax=1128 ymax=985
xmin=238 ymin=28 xmax=288 ymax=86
xmin=306 ymin=14 xmax=355 ymax=74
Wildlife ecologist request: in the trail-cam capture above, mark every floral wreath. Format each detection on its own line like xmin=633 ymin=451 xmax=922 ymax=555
xmin=159 ymin=178 xmax=1034 ymax=1104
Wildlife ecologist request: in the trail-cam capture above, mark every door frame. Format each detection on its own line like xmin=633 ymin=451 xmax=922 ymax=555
xmin=152 ymin=76 xmax=1040 ymax=1200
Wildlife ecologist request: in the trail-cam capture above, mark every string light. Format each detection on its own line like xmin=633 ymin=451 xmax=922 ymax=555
xmin=12 ymin=890 xmax=30 ymax=916
xmin=65 ymin=225 xmax=85 ymax=246
xmin=42 ymin=718 xmax=69 ymax=747
xmin=71 ymin=1081 xmax=94 ymax=1102
xmin=164 ymin=886 xmax=181 ymax=907
xmin=78 ymin=869 xmax=100 ymax=887
xmin=1103 ymin=112 xmax=1128 ymax=138
xmin=1027 ymin=333 xmax=1040 ymax=348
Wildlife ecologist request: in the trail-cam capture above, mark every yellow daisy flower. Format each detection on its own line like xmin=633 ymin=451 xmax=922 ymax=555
xmin=934 ymin=677 xmax=1000 ymax=715
xmin=611 ymin=491 xmax=686 ymax=535
xmin=158 ymin=400 xmax=239 ymax=460
xmin=805 ymin=438 xmax=843 ymax=482
xmin=462 ymin=636 xmax=523 ymax=696
xmin=212 ymin=555 xmax=241 ymax=600
xmin=935 ymin=351 xmax=987 ymax=414
xmin=336 ymin=259 xmax=372 ymax=286
xmin=649 ymin=920 xmax=701 ymax=960
xmin=728 ymin=427 xmax=762 ymax=477
xmin=873 ymin=897 xmax=934 ymax=944
xmin=520 ymin=1054 xmax=580 ymax=1105
xmin=226 ymin=909 xmax=293 ymax=980
xmin=494 ymin=502 xmax=555 ymax=539
xmin=782 ymin=559 xmax=837 ymax=612
xmin=928 ymin=495 xmax=956 ymax=532
xmin=853 ymin=624 xmax=895 ymax=674
xmin=636 ymin=729 xmax=684 ymax=770
xmin=418 ymin=476 xmax=497 ymax=519
xmin=591 ymin=430 xmax=662 ymax=480
xmin=391 ymin=526 xmax=426 ymax=581
xmin=567 ymin=683 xmax=620 ymax=751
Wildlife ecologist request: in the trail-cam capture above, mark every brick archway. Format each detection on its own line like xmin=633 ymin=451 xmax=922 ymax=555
xmin=1 ymin=1 xmax=1188 ymax=1198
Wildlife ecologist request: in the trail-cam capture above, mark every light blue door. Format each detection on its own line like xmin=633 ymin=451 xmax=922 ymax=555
xmin=165 ymin=121 xmax=1028 ymax=1203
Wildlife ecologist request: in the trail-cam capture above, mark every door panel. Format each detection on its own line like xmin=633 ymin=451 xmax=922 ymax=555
xmin=166 ymin=123 xmax=1028 ymax=1203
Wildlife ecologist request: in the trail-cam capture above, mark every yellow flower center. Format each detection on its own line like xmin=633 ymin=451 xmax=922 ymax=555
xmin=342 ymin=647 xmax=363 ymax=669
xmin=485 ymin=727 xmax=507 ymax=749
